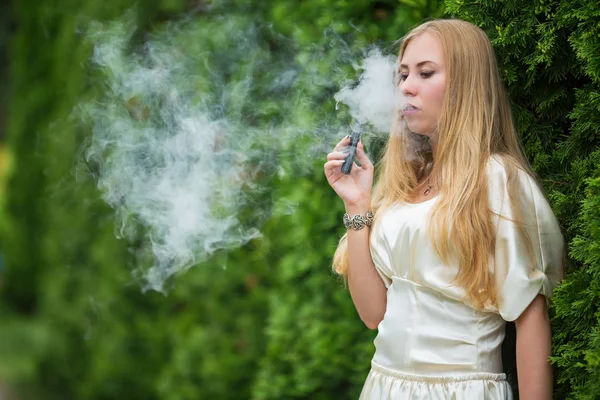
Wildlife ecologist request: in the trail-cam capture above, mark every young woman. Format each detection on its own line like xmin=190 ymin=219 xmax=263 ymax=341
xmin=324 ymin=19 xmax=564 ymax=399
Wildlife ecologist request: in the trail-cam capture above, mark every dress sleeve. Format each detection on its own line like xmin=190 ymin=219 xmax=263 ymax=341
xmin=487 ymin=156 xmax=565 ymax=322
xmin=369 ymin=222 xmax=394 ymax=289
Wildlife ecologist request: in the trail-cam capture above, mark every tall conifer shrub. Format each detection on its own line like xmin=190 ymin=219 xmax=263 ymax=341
xmin=446 ymin=1 xmax=600 ymax=398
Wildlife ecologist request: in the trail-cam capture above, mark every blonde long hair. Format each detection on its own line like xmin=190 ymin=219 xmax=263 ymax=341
xmin=332 ymin=19 xmax=537 ymax=309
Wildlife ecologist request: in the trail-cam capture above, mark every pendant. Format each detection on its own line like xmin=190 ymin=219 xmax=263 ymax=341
xmin=424 ymin=186 xmax=431 ymax=196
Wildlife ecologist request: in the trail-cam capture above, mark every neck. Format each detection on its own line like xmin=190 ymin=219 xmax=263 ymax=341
xmin=428 ymin=137 xmax=440 ymax=185
xmin=430 ymin=141 xmax=438 ymax=163
xmin=429 ymin=130 xmax=439 ymax=161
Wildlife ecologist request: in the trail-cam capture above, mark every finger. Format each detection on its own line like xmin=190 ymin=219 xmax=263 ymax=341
xmin=324 ymin=159 xmax=345 ymax=173
xmin=327 ymin=151 xmax=349 ymax=161
xmin=333 ymin=135 xmax=351 ymax=152
xmin=355 ymin=141 xmax=373 ymax=169
xmin=324 ymin=160 xmax=345 ymax=180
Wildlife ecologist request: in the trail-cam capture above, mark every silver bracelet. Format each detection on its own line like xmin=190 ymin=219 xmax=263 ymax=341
xmin=343 ymin=210 xmax=374 ymax=230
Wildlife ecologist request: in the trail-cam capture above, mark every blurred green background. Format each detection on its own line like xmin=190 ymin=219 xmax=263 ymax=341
xmin=1 ymin=0 xmax=599 ymax=399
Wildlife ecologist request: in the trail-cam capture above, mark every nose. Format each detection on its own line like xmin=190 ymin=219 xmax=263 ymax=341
xmin=399 ymin=74 xmax=416 ymax=97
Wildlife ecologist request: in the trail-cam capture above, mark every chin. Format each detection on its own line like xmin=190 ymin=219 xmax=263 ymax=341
xmin=406 ymin=124 xmax=430 ymax=137
xmin=403 ymin=118 xmax=437 ymax=138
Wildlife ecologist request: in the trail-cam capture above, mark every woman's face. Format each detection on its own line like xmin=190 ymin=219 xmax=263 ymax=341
xmin=398 ymin=32 xmax=446 ymax=139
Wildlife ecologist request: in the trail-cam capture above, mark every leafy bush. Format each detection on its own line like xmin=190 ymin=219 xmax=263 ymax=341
xmin=4 ymin=0 xmax=599 ymax=399
xmin=446 ymin=0 xmax=600 ymax=398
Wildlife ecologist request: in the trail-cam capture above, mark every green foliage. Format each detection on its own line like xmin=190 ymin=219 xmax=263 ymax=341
xmin=4 ymin=0 xmax=599 ymax=398
xmin=250 ymin=172 xmax=376 ymax=400
xmin=446 ymin=0 xmax=600 ymax=398
xmin=1 ymin=0 xmax=441 ymax=398
xmin=2 ymin=1 xmax=271 ymax=399
xmin=0 ymin=146 xmax=11 ymax=237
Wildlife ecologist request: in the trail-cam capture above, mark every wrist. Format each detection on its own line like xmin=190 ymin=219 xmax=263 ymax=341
xmin=344 ymin=204 xmax=371 ymax=215
xmin=344 ymin=199 xmax=371 ymax=215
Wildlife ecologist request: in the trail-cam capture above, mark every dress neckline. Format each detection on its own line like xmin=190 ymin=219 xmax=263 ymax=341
xmin=404 ymin=195 xmax=439 ymax=206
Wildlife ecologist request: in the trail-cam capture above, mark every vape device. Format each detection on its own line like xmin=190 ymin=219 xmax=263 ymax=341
xmin=341 ymin=128 xmax=362 ymax=175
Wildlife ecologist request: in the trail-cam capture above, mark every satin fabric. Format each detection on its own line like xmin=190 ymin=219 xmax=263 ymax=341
xmin=360 ymin=362 xmax=512 ymax=400
xmin=360 ymin=155 xmax=564 ymax=399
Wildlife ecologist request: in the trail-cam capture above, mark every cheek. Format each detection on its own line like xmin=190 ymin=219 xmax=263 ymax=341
xmin=428 ymin=81 xmax=446 ymax=114
xmin=433 ymin=80 xmax=446 ymax=104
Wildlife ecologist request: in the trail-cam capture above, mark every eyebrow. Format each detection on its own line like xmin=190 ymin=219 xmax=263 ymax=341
xmin=398 ymin=60 xmax=438 ymax=70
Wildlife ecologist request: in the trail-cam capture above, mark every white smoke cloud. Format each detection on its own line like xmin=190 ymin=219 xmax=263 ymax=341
xmin=80 ymin=17 xmax=400 ymax=292
xmin=334 ymin=49 xmax=402 ymax=133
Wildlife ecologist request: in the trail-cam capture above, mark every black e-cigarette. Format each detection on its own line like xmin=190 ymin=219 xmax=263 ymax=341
xmin=341 ymin=128 xmax=362 ymax=175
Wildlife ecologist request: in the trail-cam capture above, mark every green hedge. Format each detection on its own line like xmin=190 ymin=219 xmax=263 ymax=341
xmin=1 ymin=0 xmax=599 ymax=399
xmin=446 ymin=1 xmax=600 ymax=398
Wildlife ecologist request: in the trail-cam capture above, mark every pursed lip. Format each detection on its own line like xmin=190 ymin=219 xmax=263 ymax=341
xmin=402 ymin=103 xmax=420 ymax=116
xmin=403 ymin=103 xmax=419 ymax=111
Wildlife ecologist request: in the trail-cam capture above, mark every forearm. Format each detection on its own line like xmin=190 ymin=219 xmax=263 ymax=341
xmin=346 ymin=204 xmax=387 ymax=330
xmin=515 ymin=295 xmax=553 ymax=400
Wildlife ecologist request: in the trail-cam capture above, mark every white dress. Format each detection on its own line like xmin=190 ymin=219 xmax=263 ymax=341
xmin=360 ymin=156 xmax=564 ymax=399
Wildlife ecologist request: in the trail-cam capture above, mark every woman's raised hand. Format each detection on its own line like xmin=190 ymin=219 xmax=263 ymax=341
xmin=324 ymin=136 xmax=374 ymax=209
